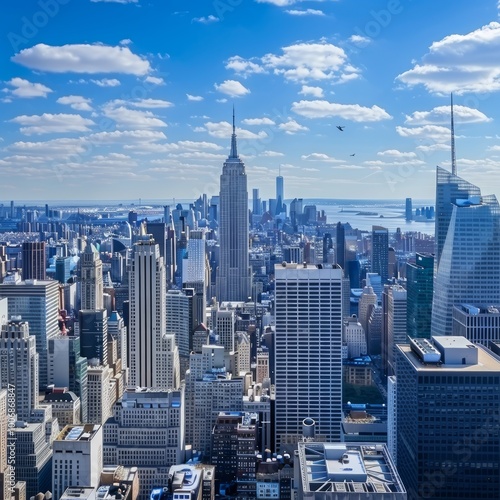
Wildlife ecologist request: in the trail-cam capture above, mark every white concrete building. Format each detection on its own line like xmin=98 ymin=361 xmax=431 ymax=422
xmin=52 ymin=424 xmax=103 ymax=500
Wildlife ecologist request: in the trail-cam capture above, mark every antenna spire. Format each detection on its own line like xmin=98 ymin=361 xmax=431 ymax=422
xmin=451 ymin=92 xmax=457 ymax=176
xmin=230 ymin=105 xmax=238 ymax=158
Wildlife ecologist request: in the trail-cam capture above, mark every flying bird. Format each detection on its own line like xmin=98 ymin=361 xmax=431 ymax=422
xmin=350 ymin=153 xmax=355 ymax=156
xmin=336 ymin=126 xmax=345 ymax=131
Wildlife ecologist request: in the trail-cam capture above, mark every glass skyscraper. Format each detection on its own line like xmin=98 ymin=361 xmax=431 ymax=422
xmin=432 ymin=192 xmax=500 ymax=336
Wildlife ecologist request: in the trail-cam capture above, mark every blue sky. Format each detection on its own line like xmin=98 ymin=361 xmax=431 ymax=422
xmin=2 ymin=0 xmax=500 ymax=202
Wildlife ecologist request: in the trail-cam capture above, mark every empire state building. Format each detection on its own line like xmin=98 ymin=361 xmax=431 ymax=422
xmin=216 ymin=111 xmax=251 ymax=303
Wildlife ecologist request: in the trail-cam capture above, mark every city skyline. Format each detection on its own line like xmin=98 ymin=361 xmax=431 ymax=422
xmin=3 ymin=1 xmax=500 ymax=200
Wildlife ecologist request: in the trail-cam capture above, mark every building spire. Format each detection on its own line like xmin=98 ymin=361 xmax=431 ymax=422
xmin=451 ymin=92 xmax=457 ymax=176
xmin=230 ymin=105 xmax=238 ymax=158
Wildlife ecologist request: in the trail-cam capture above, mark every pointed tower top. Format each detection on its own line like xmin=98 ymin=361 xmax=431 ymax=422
xmin=229 ymin=105 xmax=238 ymax=159
xmin=451 ymin=92 xmax=457 ymax=176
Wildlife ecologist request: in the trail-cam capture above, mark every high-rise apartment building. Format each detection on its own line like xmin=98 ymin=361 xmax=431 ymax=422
xmin=22 ymin=241 xmax=46 ymax=281
xmin=0 ymin=320 xmax=38 ymax=421
xmin=0 ymin=277 xmax=59 ymax=389
xmin=216 ymin=112 xmax=251 ymax=303
xmin=432 ymin=191 xmax=500 ymax=335
xmin=103 ymin=388 xmax=185 ymax=500
xmin=396 ymin=336 xmax=500 ymax=499
xmin=79 ymin=241 xmax=104 ymax=311
xmin=406 ymin=253 xmax=433 ymax=339
xmin=371 ymin=226 xmax=389 ymax=285
xmin=274 ymin=263 xmax=343 ymax=450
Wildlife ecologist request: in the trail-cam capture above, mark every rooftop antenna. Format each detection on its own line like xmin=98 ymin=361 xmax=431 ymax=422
xmin=229 ymin=104 xmax=238 ymax=158
xmin=451 ymin=92 xmax=457 ymax=176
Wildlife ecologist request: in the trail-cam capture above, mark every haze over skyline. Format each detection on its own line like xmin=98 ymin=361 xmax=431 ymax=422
xmin=3 ymin=0 xmax=500 ymax=200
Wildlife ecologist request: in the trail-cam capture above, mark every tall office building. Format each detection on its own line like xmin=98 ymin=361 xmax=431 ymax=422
xmin=108 ymin=310 xmax=127 ymax=372
xmin=434 ymin=166 xmax=480 ymax=272
xmin=55 ymin=256 xmax=72 ymax=284
xmin=274 ymin=263 xmax=343 ymax=450
xmin=431 ymin=192 xmax=500 ymax=336
xmin=396 ymin=336 xmax=500 ymax=499
xmin=22 ymin=241 xmax=46 ymax=280
xmin=276 ymin=174 xmax=284 ymax=215
xmin=216 ymin=112 xmax=251 ymax=303
xmin=405 ymin=197 xmax=412 ymax=221
xmin=52 ymin=424 xmax=103 ymax=500
xmin=146 ymin=221 xmax=167 ymax=261
xmin=406 ymin=253 xmax=433 ymax=339
xmin=371 ymin=226 xmax=389 ymax=285
xmin=79 ymin=241 xmax=104 ymax=311
xmin=216 ymin=308 xmax=235 ymax=353
xmin=384 ymin=285 xmax=407 ymax=377
xmin=252 ymin=188 xmax=262 ymax=216
xmin=0 ymin=320 xmax=38 ymax=421
xmin=452 ymin=303 xmax=500 ymax=345
xmin=322 ymin=233 xmax=333 ymax=264
xmin=129 ymin=235 xmax=179 ymax=389
xmin=79 ymin=309 xmax=108 ymax=366
xmin=0 ymin=277 xmax=59 ymax=389
xmin=358 ymin=285 xmax=377 ymax=334
xmin=336 ymin=222 xmax=345 ymax=269
xmin=48 ymin=335 xmax=88 ymax=423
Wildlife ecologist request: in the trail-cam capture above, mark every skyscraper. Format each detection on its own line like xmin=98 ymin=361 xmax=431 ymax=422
xmin=432 ymin=191 xmax=500 ymax=336
xmin=276 ymin=173 xmax=284 ymax=215
xmin=335 ymin=222 xmax=345 ymax=269
xmin=217 ymin=111 xmax=251 ymax=303
xmin=129 ymin=235 xmax=179 ymax=389
xmin=434 ymin=166 xmax=480 ymax=271
xmin=385 ymin=285 xmax=407 ymax=377
xmin=371 ymin=226 xmax=389 ymax=284
xmin=406 ymin=253 xmax=434 ymax=339
xmin=22 ymin=241 xmax=46 ymax=281
xmin=396 ymin=336 xmax=500 ymax=499
xmin=79 ymin=241 xmax=103 ymax=311
xmin=0 ymin=277 xmax=59 ymax=389
xmin=79 ymin=309 xmax=108 ymax=366
xmin=0 ymin=320 xmax=38 ymax=421
xmin=405 ymin=197 xmax=412 ymax=222
xmin=274 ymin=263 xmax=343 ymax=450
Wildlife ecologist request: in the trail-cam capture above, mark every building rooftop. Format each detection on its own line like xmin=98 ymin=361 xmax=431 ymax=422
xmin=398 ymin=340 xmax=500 ymax=372
xmin=455 ymin=304 xmax=500 ymax=315
xmin=56 ymin=424 xmax=101 ymax=442
xmin=297 ymin=442 xmax=405 ymax=495
xmin=60 ymin=487 xmax=96 ymax=500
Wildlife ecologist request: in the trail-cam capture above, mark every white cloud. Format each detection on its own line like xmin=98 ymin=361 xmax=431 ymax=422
xmin=202 ymin=121 xmax=268 ymax=139
xmin=57 ymin=95 xmax=93 ymax=111
xmin=299 ymin=85 xmax=324 ymax=97
xmin=242 ymin=117 xmax=275 ymax=125
xmin=349 ymin=34 xmax=372 ymax=47
xmin=169 ymin=152 xmax=226 ymax=160
xmin=192 ymin=15 xmax=219 ymax=23
xmin=12 ymin=43 xmax=150 ymax=75
xmin=119 ymin=38 xmax=132 ymax=45
xmin=91 ymin=78 xmax=121 ymax=87
xmin=4 ymin=77 xmax=52 ymax=98
xmin=255 ymin=0 xmax=296 ymax=5
xmin=396 ymin=125 xmax=451 ymax=142
xmin=89 ymin=129 xmax=166 ymax=144
xmin=187 ymin=94 xmax=204 ymax=101
xmin=177 ymin=141 xmax=223 ymax=150
xmin=214 ymin=80 xmax=250 ymax=97
xmin=262 ymin=42 xmax=356 ymax=82
xmin=396 ymin=22 xmax=500 ymax=94
xmin=225 ymin=56 xmax=266 ymax=77
xmin=102 ymin=103 xmax=167 ymax=129
xmin=144 ymin=76 xmax=164 ymax=85
xmin=260 ymin=150 xmax=284 ymax=157
xmin=416 ymin=143 xmax=450 ymax=152
xmin=377 ymin=150 xmax=417 ymax=158
xmin=10 ymin=113 xmax=95 ymax=135
xmin=286 ymin=9 xmax=325 ymax=16
xmin=216 ymin=98 xmax=228 ymax=103
xmin=291 ymin=100 xmax=392 ymax=121
xmin=110 ymin=98 xmax=173 ymax=108
xmin=7 ymin=138 xmax=86 ymax=158
xmin=405 ymin=105 xmax=491 ymax=125
xmin=278 ymin=119 xmax=308 ymax=134
xmin=301 ymin=153 xmax=344 ymax=163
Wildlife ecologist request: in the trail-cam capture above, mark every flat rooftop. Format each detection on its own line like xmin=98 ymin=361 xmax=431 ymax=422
xmin=397 ymin=343 xmax=500 ymax=372
xmin=297 ymin=442 xmax=405 ymax=495
xmin=56 ymin=424 xmax=101 ymax=442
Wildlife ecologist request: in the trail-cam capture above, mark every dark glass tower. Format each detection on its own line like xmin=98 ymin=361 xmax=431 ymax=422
xmin=371 ymin=225 xmax=389 ymax=284
xmin=406 ymin=253 xmax=434 ymax=338
xmin=336 ymin=222 xmax=345 ymax=269
xmin=22 ymin=241 xmax=46 ymax=280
